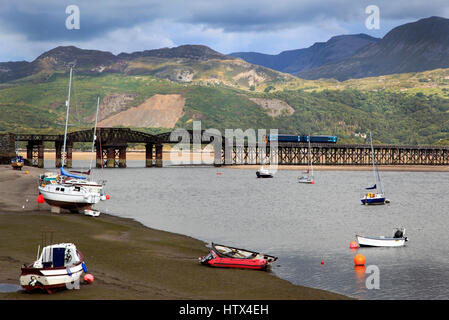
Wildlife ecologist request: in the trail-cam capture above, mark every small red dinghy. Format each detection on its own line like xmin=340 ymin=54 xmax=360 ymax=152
xmin=199 ymin=243 xmax=277 ymax=271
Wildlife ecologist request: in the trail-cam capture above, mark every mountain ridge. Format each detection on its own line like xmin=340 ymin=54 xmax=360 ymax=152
xmin=230 ymin=34 xmax=380 ymax=75
xmin=298 ymin=16 xmax=449 ymax=80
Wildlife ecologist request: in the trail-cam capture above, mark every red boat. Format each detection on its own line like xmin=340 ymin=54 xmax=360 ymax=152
xmin=199 ymin=243 xmax=277 ymax=271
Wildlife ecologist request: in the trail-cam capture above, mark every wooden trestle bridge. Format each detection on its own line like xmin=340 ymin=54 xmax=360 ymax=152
xmin=10 ymin=128 xmax=449 ymax=168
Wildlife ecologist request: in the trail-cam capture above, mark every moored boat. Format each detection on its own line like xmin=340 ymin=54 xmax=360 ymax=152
xmin=199 ymin=243 xmax=277 ymax=270
xmin=356 ymin=228 xmax=408 ymax=247
xmin=361 ymin=131 xmax=388 ymax=205
xmin=298 ymin=136 xmax=314 ymax=184
xmin=20 ymin=243 xmax=87 ymax=293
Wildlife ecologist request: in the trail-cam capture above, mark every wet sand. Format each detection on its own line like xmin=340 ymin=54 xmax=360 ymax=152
xmin=0 ymin=166 xmax=348 ymax=300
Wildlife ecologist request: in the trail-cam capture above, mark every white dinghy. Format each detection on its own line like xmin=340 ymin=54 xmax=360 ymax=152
xmin=356 ymin=228 xmax=408 ymax=247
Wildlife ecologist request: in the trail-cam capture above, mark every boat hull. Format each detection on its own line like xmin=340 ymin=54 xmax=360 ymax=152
xmin=20 ymin=263 xmax=84 ymax=292
xmin=38 ymin=186 xmax=100 ymax=211
xmin=205 ymin=257 xmax=268 ymax=270
xmin=256 ymin=172 xmax=273 ymax=178
xmin=298 ymin=177 xmax=313 ymax=184
xmin=360 ymin=195 xmax=386 ymax=205
xmin=11 ymin=163 xmax=24 ymax=170
xmin=356 ymin=235 xmax=406 ymax=247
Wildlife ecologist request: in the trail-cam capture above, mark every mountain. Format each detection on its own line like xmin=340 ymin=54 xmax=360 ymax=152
xmin=230 ymin=34 xmax=380 ymax=75
xmin=0 ymin=44 xmax=295 ymax=89
xmin=118 ymin=44 xmax=231 ymax=60
xmin=298 ymin=16 xmax=449 ymax=80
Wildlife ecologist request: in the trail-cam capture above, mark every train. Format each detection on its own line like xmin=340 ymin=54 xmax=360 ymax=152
xmin=265 ymin=134 xmax=338 ymax=143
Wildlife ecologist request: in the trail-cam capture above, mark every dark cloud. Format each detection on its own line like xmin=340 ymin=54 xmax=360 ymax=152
xmin=0 ymin=0 xmax=448 ymax=61
xmin=2 ymin=0 xmax=448 ymax=41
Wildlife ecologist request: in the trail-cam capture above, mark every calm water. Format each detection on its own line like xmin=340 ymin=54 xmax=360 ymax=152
xmin=48 ymin=159 xmax=449 ymax=299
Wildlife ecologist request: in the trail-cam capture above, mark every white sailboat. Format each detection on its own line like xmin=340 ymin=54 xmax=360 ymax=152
xmin=298 ymin=136 xmax=314 ymax=184
xmin=360 ymin=131 xmax=388 ymax=205
xmin=38 ymin=67 xmax=107 ymax=213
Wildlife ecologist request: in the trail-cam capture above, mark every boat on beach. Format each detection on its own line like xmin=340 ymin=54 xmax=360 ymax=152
xmin=20 ymin=243 xmax=87 ymax=293
xmin=199 ymin=243 xmax=278 ymax=270
xmin=256 ymin=166 xmax=274 ymax=178
xmin=356 ymin=228 xmax=408 ymax=247
xmin=38 ymin=68 xmax=107 ymax=213
xmin=11 ymin=154 xmax=24 ymax=170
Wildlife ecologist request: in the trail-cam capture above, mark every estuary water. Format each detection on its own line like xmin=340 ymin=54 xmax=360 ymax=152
xmin=50 ymin=159 xmax=449 ymax=299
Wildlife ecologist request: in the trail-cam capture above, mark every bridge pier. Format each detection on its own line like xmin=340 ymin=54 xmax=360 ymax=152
xmin=214 ymin=144 xmax=222 ymax=167
xmin=55 ymin=141 xmax=62 ymax=168
xmin=145 ymin=143 xmax=153 ymax=167
xmin=155 ymin=144 xmax=163 ymax=167
xmin=99 ymin=144 xmax=128 ymax=168
xmin=66 ymin=143 xmax=73 ymax=168
xmin=118 ymin=146 xmax=126 ymax=168
xmin=106 ymin=147 xmax=115 ymax=168
xmin=26 ymin=141 xmax=44 ymax=168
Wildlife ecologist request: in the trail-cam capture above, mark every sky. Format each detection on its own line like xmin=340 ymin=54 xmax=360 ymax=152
xmin=1 ymin=0 xmax=448 ymax=62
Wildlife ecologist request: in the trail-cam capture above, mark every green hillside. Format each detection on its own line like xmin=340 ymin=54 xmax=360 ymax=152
xmin=1 ymin=70 xmax=449 ymax=145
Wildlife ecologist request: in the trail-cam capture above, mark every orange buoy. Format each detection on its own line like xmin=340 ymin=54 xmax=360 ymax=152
xmin=37 ymin=194 xmax=45 ymax=204
xmin=105 ymin=195 xmax=110 ymax=200
xmin=349 ymin=241 xmax=359 ymax=249
xmin=354 ymin=254 xmax=366 ymax=266
xmin=25 ymin=170 xmax=29 ymax=174
xmin=83 ymin=274 xmax=94 ymax=284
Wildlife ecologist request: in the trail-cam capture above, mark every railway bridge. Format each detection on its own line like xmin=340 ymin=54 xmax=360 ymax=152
xmin=2 ymin=128 xmax=449 ymax=168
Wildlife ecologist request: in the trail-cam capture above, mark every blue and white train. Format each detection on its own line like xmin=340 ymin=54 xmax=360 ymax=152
xmin=265 ymin=134 xmax=338 ymax=143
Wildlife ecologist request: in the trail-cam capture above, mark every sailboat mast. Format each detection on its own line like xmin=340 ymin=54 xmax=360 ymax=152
xmin=89 ymin=96 xmax=100 ymax=172
xmin=369 ymin=131 xmax=383 ymax=194
xmin=309 ymin=136 xmax=313 ymax=177
xmin=61 ymin=66 xmax=73 ymax=168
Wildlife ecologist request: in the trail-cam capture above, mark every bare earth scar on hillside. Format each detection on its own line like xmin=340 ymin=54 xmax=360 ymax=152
xmin=98 ymin=94 xmax=185 ymax=128
xmin=249 ymin=98 xmax=295 ymax=117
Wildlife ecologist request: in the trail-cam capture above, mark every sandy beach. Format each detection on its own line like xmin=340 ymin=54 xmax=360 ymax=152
xmin=0 ymin=165 xmax=348 ymax=300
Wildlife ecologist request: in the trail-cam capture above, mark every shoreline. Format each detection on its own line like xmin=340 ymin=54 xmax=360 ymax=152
xmin=0 ymin=166 xmax=349 ymax=300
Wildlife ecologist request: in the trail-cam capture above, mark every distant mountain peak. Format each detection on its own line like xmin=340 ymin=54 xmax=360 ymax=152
xmin=297 ymin=16 xmax=449 ymax=80
xmin=118 ymin=44 xmax=233 ymax=61
xmin=230 ymin=33 xmax=379 ymax=74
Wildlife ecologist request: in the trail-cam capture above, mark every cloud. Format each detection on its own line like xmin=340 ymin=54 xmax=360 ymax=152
xmin=0 ymin=0 xmax=448 ymax=61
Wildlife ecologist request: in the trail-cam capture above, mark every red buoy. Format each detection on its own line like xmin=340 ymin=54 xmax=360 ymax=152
xmin=83 ymin=274 xmax=94 ymax=284
xmin=311 ymin=181 xmax=315 ymax=184
xmin=321 ymin=260 xmax=324 ymax=265
xmin=349 ymin=241 xmax=359 ymax=249
xmin=37 ymin=194 xmax=45 ymax=204
xmin=105 ymin=195 xmax=110 ymax=200
xmin=354 ymin=254 xmax=366 ymax=266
